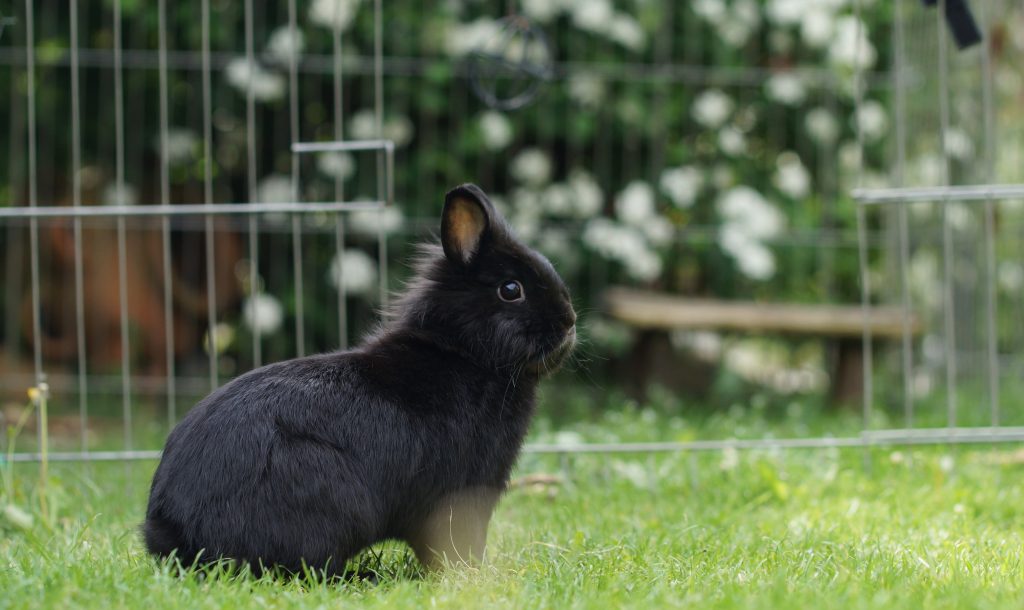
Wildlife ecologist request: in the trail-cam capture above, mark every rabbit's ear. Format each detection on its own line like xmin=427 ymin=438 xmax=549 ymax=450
xmin=442 ymin=184 xmax=494 ymax=266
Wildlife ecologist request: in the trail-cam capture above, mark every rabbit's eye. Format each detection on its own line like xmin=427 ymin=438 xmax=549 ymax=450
xmin=498 ymin=280 xmax=524 ymax=302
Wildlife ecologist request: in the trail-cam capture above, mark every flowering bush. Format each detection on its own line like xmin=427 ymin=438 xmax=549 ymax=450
xmin=0 ymin=0 xmax=895 ymax=367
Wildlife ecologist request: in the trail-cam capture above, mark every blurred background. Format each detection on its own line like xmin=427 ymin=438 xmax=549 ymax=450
xmin=2 ymin=0 xmax=1024 ymax=452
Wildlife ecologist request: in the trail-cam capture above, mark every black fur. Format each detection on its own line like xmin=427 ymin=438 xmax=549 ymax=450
xmin=143 ymin=184 xmax=576 ymax=575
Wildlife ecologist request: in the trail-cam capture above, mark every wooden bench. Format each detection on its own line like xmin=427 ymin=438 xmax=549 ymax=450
xmin=602 ymin=287 xmax=922 ymax=402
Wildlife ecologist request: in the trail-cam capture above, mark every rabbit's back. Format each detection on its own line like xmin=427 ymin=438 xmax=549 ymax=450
xmin=144 ymin=353 xmax=398 ymax=572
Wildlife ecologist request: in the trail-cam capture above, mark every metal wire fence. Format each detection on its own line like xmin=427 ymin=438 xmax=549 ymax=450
xmin=1 ymin=0 xmax=1022 ymax=462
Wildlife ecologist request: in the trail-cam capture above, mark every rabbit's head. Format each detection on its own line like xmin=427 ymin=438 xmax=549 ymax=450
xmin=390 ymin=184 xmax=576 ymax=375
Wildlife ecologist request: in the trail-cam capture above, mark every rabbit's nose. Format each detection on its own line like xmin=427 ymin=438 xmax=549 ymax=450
xmin=563 ymin=309 xmax=577 ymax=330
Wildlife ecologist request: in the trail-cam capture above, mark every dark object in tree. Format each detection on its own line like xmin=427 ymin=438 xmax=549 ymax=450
xmin=922 ymin=0 xmax=982 ymax=49
xmin=143 ymin=184 xmax=577 ymax=575
xmin=467 ymin=15 xmax=554 ymax=111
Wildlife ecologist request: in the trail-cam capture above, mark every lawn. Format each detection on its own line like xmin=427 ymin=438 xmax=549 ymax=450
xmin=2 ymin=400 xmax=1024 ymax=609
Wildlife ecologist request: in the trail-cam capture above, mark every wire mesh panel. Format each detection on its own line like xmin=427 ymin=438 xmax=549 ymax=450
xmin=6 ymin=0 xmax=1022 ymax=462
xmin=0 ymin=1 xmax=393 ymax=462
xmin=855 ymin=0 xmax=1024 ymax=443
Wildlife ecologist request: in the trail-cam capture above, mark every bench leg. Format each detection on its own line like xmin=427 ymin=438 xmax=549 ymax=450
xmin=621 ymin=330 xmax=717 ymax=401
xmin=831 ymin=338 xmax=864 ymax=406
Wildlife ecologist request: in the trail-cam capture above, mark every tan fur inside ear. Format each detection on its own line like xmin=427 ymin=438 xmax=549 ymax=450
xmin=447 ymin=198 xmax=487 ymax=263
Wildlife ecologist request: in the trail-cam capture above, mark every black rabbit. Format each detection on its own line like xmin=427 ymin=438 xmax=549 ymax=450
xmin=143 ymin=183 xmax=576 ymax=575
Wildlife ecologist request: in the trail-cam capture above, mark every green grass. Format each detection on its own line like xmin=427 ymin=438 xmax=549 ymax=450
xmin=3 ymin=404 xmax=1024 ymax=609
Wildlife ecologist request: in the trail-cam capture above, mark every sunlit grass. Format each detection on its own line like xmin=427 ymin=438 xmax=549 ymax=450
xmin=3 ymin=402 xmax=1024 ymax=609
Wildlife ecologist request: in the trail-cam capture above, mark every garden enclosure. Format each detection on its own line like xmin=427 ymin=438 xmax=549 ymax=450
xmin=1 ymin=0 xmax=1024 ymax=461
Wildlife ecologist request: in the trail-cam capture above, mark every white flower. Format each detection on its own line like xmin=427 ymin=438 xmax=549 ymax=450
xmin=692 ymin=89 xmax=734 ymax=129
xmin=939 ymin=455 xmax=955 ymax=473
xmin=257 ymin=174 xmax=294 ymax=203
xmin=513 ymin=188 xmax=543 ymax=219
xmin=568 ymin=74 xmax=606 ymax=107
xmin=734 ymin=1 xmax=761 ymax=30
xmin=384 ymin=115 xmax=414 ymax=147
xmin=349 ymin=109 xmax=377 ymax=140
xmin=328 ymin=248 xmax=378 ymax=296
xmin=718 ymin=187 xmax=784 ymax=240
xmin=103 ymin=183 xmax=137 ymax=206
xmin=584 ymin=213 xmax=664 ymax=282
xmin=717 ymin=186 xmax=784 ymax=280
xmin=909 ymin=252 xmax=941 ymax=309
xmin=317 ymin=151 xmax=355 ymax=181
xmin=946 ymin=203 xmax=972 ymax=231
xmin=624 ymin=246 xmax=663 ymax=281
xmin=616 ymin=181 xmax=656 ymax=226
xmin=158 ymin=128 xmax=197 ymax=165
xmin=446 ymin=18 xmax=502 ymax=57
xmin=913 ymin=371 xmax=934 ymax=398
xmin=642 ymin=215 xmax=675 ymax=247
xmin=943 ymin=128 xmax=974 ymax=160
xmin=912 ymin=153 xmax=945 ymax=186
xmin=829 ymin=16 xmax=876 ymax=70
xmin=719 ymin=20 xmax=755 ymax=48
xmin=554 ymin=430 xmax=584 ymax=446
xmin=541 ymin=183 xmax=575 ymax=217
xmin=582 ymin=218 xmax=661 ymax=280
xmin=660 ymin=166 xmax=703 ymax=209
xmin=537 ymin=226 xmax=575 ymax=261
xmin=582 ymin=218 xmax=639 ymax=258
xmin=774 ymin=152 xmax=811 ymax=199
xmin=801 ymin=7 xmax=834 ymax=49
xmin=718 ymin=127 xmax=746 ymax=156
xmin=479 ymin=111 xmax=513 ymax=151
xmin=569 ymin=169 xmax=603 ymax=217
xmin=721 ymin=230 xmax=777 ymax=280
xmin=719 ymin=0 xmax=760 ymax=48
xmin=348 ymin=206 xmax=404 ymax=236
xmin=694 ymin=331 xmax=723 ymax=360
xmin=855 ymin=100 xmax=888 ymax=142
xmin=510 ymin=209 xmax=540 ymax=242
xmin=693 ymin=0 xmax=726 ymax=21
xmin=922 ymin=334 xmax=944 ymax=366
xmin=612 ymin=460 xmax=650 ymax=488
xmin=225 ymin=58 xmax=286 ymax=102
xmin=347 ymin=111 xmax=414 ymax=146
xmin=511 ymin=148 xmax=552 ymax=187
xmin=572 ymin=0 xmax=613 ymax=33
xmin=582 ymin=217 xmax=618 ymax=257
xmin=838 ymin=142 xmax=862 ymax=173
xmin=522 ymin=0 xmax=563 ymax=23
xmin=242 ymin=293 xmax=284 ymax=335
xmin=805 ymin=107 xmax=839 ymax=145
xmin=267 ymin=26 xmax=304 ymax=64
xmin=720 ymin=446 xmax=740 ymax=471
xmin=607 ymin=14 xmax=646 ymax=52
xmin=767 ymin=0 xmax=804 ymax=25
xmin=765 ymin=72 xmax=806 ymax=106
xmin=309 ymin=0 xmax=362 ymax=32
xmin=999 ymin=261 xmax=1024 ymax=292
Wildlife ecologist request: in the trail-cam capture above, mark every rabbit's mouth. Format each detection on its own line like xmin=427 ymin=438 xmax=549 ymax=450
xmin=527 ymin=327 xmax=576 ymax=376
